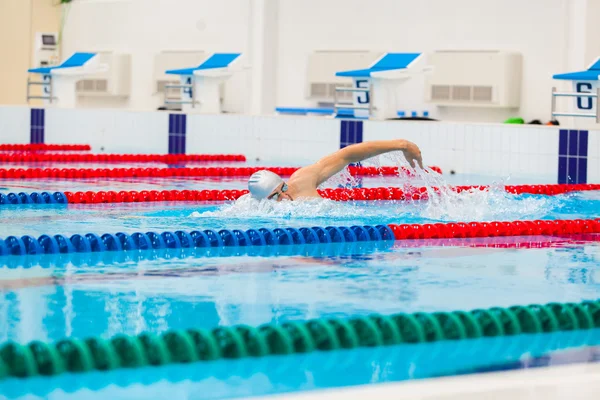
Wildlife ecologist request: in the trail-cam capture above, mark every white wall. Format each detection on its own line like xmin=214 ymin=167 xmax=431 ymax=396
xmin=591 ymin=133 xmax=600 ymax=184
xmin=364 ymin=120 xmax=560 ymax=179
xmin=187 ymin=114 xmax=339 ymax=164
xmin=585 ymin=0 xmax=600 ymax=66
xmin=2 ymin=105 xmax=599 ymax=183
xmin=0 ymin=106 xmax=30 ymax=144
xmin=61 ymin=0 xmax=251 ymax=112
xmin=59 ymin=0 xmax=600 ymax=124
xmin=0 ymin=0 xmax=60 ymax=106
xmin=45 ymin=108 xmax=169 ymax=153
xmin=277 ymin=0 xmax=574 ymax=123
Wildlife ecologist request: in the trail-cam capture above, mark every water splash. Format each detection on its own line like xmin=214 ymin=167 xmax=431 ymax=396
xmin=192 ymin=152 xmax=555 ymax=223
xmin=388 ymin=151 xmax=552 ymax=222
xmin=319 ymin=167 xmax=361 ymax=189
xmin=192 ymin=194 xmax=406 ymax=223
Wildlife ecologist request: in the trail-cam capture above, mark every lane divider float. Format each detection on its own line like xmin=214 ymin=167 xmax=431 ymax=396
xmin=0 ymin=165 xmax=442 ymax=180
xmin=0 ymin=225 xmax=395 ymax=256
xmin=3 ymin=234 xmax=599 ymax=270
xmin=0 ymin=144 xmax=91 ymax=152
xmin=0 ymin=329 xmax=596 ymax=397
xmin=0 ymin=219 xmax=598 ymax=257
xmin=0 ymin=184 xmax=598 ymax=205
xmin=0 ymin=299 xmax=599 ymax=380
xmin=0 ymin=153 xmax=246 ymax=163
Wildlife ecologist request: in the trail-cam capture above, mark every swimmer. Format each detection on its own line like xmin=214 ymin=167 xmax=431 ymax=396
xmin=248 ymin=139 xmax=423 ymax=201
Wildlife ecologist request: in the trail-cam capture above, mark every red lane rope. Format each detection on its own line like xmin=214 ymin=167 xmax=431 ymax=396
xmin=0 ymin=166 xmax=442 ymax=179
xmin=61 ymin=184 xmax=600 ymax=204
xmin=392 ymin=233 xmax=600 ymax=249
xmin=0 ymin=144 xmax=91 ymax=152
xmin=319 ymin=184 xmax=600 ymax=200
xmin=0 ymin=153 xmax=246 ymax=163
xmin=388 ymin=219 xmax=600 ymax=240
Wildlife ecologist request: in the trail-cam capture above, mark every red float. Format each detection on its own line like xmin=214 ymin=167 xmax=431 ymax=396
xmin=0 ymin=153 xmax=247 ymax=163
xmin=388 ymin=219 xmax=600 ymax=240
xmin=0 ymin=144 xmax=91 ymax=152
xmin=0 ymin=165 xmax=443 ymax=180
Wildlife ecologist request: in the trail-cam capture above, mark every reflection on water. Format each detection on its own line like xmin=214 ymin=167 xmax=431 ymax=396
xmin=1 ymin=240 xmax=599 ymax=344
xmin=0 ymin=160 xmax=598 ymax=399
xmin=1 ymin=331 xmax=600 ymax=400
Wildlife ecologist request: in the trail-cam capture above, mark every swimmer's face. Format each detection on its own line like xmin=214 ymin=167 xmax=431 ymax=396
xmin=267 ymin=182 xmax=291 ymax=202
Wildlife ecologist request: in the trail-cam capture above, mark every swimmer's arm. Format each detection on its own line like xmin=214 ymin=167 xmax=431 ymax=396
xmin=311 ymin=139 xmax=423 ymax=186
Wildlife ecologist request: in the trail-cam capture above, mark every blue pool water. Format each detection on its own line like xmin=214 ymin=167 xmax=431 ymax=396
xmin=0 ymin=169 xmax=599 ymax=399
xmin=2 ymin=238 xmax=600 ymax=342
xmin=2 ymin=331 xmax=600 ymax=400
xmin=0 ymin=171 xmax=556 ymax=193
xmin=0 ymin=190 xmax=598 ymax=237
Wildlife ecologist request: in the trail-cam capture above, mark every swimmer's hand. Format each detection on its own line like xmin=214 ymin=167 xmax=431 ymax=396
xmin=401 ymin=140 xmax=423 ymax=169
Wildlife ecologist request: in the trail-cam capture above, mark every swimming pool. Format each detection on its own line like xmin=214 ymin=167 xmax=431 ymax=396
xmin=0 ymin=157 xmax=599 ymax=400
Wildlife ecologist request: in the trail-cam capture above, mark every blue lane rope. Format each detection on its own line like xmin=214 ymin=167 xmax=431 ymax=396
xmin=0 ymin=192 xmax=67 ymax=205
xmin=0 ymin=225 xmax=395 ymax=257
xmin=0 ymin=241 xmax=395 ymax=269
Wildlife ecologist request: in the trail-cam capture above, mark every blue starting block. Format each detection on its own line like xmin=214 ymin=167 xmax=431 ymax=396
xmin=551 ymin=57 xmax=600 ymax=123
xmin=334 ymin=53 xmax=430 ymax=120
xmin=27 ymin=52 xmax=105 ymax=108
xmin=164 ymin=53 xmax=242 ymax=114
xmin=275 ymin=107 xmax=334 ymax=115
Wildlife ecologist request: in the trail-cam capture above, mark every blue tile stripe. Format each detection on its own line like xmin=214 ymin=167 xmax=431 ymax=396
xmin=30 ymin=109 xmax=45 ymax=144
xmin=168 ymin=114 xmax=187 ymax=154
xmin=340 ymin=120 xmax=364 ymax=173
xmin=340 ymin=120 xmax=363 ymax=149
xmin=558 ymin=129 xmax=588 ymax=184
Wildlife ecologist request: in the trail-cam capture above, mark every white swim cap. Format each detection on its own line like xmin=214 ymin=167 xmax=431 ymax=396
xmin=248 ymin=170 xmax=283 ymax=199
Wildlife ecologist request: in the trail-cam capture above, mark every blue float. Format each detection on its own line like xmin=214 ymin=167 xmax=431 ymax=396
xmin=0 ymin=191 xmax=69 ymax=205
xmin=0 ymin=223 xmax=397 ymax=257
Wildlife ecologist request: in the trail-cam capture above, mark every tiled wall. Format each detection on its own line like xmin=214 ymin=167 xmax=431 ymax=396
xmin=0 ymin=106 xmax=29 ymax=144
xmin=168 ymin=114 xmax=187 ymax=155
xmin=30 ymin=109 xmax=45 ymax=144
xmin=364 ymin=120 xmax=562 ymax=179
xmin=590 ymin=132 xmax=600 ymax=184
xmin=340 ymin=120 xmax=364 ymax=149
xmin=43 ymin=108 xmax=168 ymax=154
xmin=558 ymin=129 xmax=588 ymax=184
xmin=0 ymin=105 xmax=598 ymax=183
xmin=187 ymin=115 xmax=340 ymax=164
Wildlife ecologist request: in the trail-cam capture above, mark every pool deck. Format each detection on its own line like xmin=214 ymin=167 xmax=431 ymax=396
xmin=259 ymin=360 xmax=600 ymax=400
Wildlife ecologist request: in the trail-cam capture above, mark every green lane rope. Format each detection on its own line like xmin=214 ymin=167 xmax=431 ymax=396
xmin=2 ymin=329 xmax=599 ymax=399
xmin=2 ymin=299 xmax=600 ymax=380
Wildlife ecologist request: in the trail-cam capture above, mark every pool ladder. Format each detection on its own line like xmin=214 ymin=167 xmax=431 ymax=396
xmin=163 ymin=83 xmax=199 ymax=109
xmin=333 ymin=85 xmax=374 ymax=118
xmin=551 ymin=86 xmax=600 ymax=122
xmin=26 ymin=76 xmax=56 ymax=104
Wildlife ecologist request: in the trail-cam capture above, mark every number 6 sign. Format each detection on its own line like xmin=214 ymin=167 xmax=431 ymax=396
xmin=575 ymin=82 xmax=596 ymax=110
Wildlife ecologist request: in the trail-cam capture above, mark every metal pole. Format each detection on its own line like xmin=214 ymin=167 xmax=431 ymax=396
xmin=333 ymin=84 xmax=338 ymax=115
xmin=551 ymin=87 xmax=556 ymax=120
xmin=335 ymin=87 xmax=369 ymax=92
xmin=552 ymin=92 xmax=598 ymax=97
xmin=49 ymin=76 xmax=53 ymax=104
xmin=163 ymin=83 xmax=167 ymax=108
xmin=26 ymin=77 xmax=30 ymax=103
xmin=552 ymin=112 xmax=598 ymax=118
xmin=191 ymin=77 xmax=196 ymax=109
xmin=368 ymin=83 xmax=373 ymax=119
xmin=596 ymin=88 xmax=600 ymax=123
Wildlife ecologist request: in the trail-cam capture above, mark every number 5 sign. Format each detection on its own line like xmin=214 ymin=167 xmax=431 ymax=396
xmin=352 ymin=78 xmax=371 ymax=118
